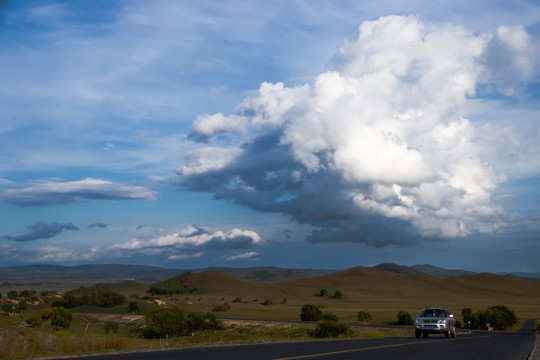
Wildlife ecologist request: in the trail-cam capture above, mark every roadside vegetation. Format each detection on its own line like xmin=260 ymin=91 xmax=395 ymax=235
xmin=0 ymin=268 xmax=537 ymax=359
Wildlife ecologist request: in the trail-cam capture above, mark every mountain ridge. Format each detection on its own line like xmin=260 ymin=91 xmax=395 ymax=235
xmin=0 ymin=263 xmax=538 ymax=291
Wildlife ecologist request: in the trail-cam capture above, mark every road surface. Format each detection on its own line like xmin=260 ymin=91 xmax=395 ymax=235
xmin=54 ymin=319 xmax=537 ymax=360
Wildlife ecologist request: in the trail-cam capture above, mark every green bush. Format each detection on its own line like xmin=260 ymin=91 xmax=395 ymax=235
xmin=332 ymin=291 xmax=343 ymax=299
xmin=318 ymin=289 xmax=328 ymax=297
xmin=144 ymin=307 xmax=186 ymax=338
xmin=357 ymin=311 xmax=372 ymax=324
xmin=300 ymin=304 xmax=323 ymax=321
xmin=462 ymin=305 xmax=517 ymax=330
xmin=396 ymin=310 xmax=414 ymax=325
xmin=312 ymin=320 xmax=352 ymax=338
xmin=40 ymin=306 xmax=73 ymax=330
xmin=25 ymin=315 xmax=43 ymax=328
xmin=212 ymin=302 xmax=231 ymax=312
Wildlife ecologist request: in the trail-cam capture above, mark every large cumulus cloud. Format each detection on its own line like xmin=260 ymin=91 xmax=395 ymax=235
xmin=180 ymin=15 xmax=535 ymax=246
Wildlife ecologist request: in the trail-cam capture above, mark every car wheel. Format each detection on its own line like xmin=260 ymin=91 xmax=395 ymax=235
xmin=423 ymin=331 xmax=428 ymax=338
xmin=415 ymin=329 xmax=420 ymax=338
xmin=445 ymin=331 xmax=450 ymax=339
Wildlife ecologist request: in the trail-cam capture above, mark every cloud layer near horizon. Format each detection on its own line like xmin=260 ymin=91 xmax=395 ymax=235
xmin=0 ymin=178 xmax=157 ymax=206
xmin=1 ymin=221 xmax=78 ymax=242
xmin=181 ymin=15 xmax=535 ymax=246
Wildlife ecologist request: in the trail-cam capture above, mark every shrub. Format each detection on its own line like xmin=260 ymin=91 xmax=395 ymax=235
xmin=187 ymin=312 xmax=223 ymax=335
xmin=128 ymin=301 xmax=140 ymax=314
xmin=212 ymin=302 xmax=231 ymax=312
xmin=300 ymin=304 xmax=323 ymax=321
xmin=262 ymin=299 xmax=272 ymax=306
xmin=396 ymin=310 xmax=413 ymax=325
xmin=312 ymin=320 xmax=352 ymax=338
xmin=332 ymin=291 xmax=343 ymax=299
xmin=318 ymin=289 xmax=328 ymax=297
xmin=323 ymin=312 xmax=338 ymax=321
xmin=25 ymin=315 xmax=43 ymax=328
xmin=40 ymin=306 xmax=73 ymax=330
xmin=357 ymin=311 xmax=372 ymax=324
xmin=55 ymin=330 xmax=73 ymax=341
xmin=144 ymin=307 xmax=186 ymax=338
xmin=2 ymin=303 xmax=16 ymax=317
xmin=104 ymin=321 xmax=119 ymax=334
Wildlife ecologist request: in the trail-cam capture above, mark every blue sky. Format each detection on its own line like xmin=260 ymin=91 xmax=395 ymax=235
xmin=1 ymin=0 xmax=539 ymax=272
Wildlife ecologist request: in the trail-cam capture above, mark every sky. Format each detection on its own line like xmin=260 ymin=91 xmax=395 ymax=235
xmin=1 ymin=0 xmax=539 ymax=273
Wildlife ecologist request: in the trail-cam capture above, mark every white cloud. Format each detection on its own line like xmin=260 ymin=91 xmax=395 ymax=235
xmin=109 ymin=225 xmax=263 ymax=253
xmin=179 ymin=147 xmax=242 ymax=177
xmin=34 ymin=245 xmax=100 ymax=263
xmin=182 ymin=15 xmax=536 ymax=244
xmin=0 ymin=178 xmax=157 ymax=206
xmin=167 ymin=252 xmax=205 ymax=261
xmin=225 ymin=251 xmax=259 ymax=261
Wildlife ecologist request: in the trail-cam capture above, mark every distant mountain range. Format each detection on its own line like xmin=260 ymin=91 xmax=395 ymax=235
xmin=0 ymin=263 xmax=538 ymax=290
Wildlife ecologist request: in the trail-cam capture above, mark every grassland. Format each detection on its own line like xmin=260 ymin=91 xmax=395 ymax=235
xmin=1 ymin=266 xmax=539 ymax=359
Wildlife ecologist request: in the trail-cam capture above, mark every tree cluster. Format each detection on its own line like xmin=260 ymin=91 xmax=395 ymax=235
xmin=143 ymin=307 xmax=223 ymax=338
xmin=52 ymin=289 xmax=125 ymax=308
xmin=25 ymin=306 xmax=73 ymax=330
xmin=316 ymin=289 xmax=343 ymax=299
xmin=461 ymin=305 xmax=517 ymax=330
xmin=148 ymin=272 xmax=198 ymax=295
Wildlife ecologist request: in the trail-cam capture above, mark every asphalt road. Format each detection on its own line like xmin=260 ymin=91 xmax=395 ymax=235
xmin=56 ymin=319 xmax=537 ymax=360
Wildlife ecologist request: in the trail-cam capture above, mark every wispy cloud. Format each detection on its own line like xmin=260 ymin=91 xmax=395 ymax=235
xmin=225 ymin=251 xmax=259 ymax=261
xmin=0 ymin=178 xmax=157 ymax=206
xmin=1 ymin=221 xmax=79 ymax=242
xmin=87 ymin=223 xmax=108 ymax=229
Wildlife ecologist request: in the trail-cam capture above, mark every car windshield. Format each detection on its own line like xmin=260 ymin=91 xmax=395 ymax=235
xmin=421 ymin=309 xmax=447 ymax=317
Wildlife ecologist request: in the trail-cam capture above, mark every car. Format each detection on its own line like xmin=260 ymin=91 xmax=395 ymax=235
xmin=415 ymin=307 xmax=456 ymax=338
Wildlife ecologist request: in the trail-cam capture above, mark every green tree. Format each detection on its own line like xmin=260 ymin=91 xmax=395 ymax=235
xmin=7 ymin=290 xmax=18 ymax=299
xmin=318 ymin=289 xmax=328 ymax=297
xmin=19 ymin=290 xmax=36 ymax=299
xmin=40 ymin=307 xmax=73 ymax=330
xmin=396 ymin=310 xmax=413 ymax=325
xmin=461 ymin=307 xmax=478 ymax=329
xmin=16 ymin=299 xmax=27 ymax=313
xmin=478 ymin=305 xmax=517 ymax=330
xmin=333 ymin=291 xmax=343 ymax=299
xmin=300 ymin=304 xmax=323 ymax=321
xmin=144 ymin=307 xmax=186 ymax=338
xmin=357 ymin=311 xmax=372 ymax=324
xmin=187 ymin=312 xmax=206 ymax=334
